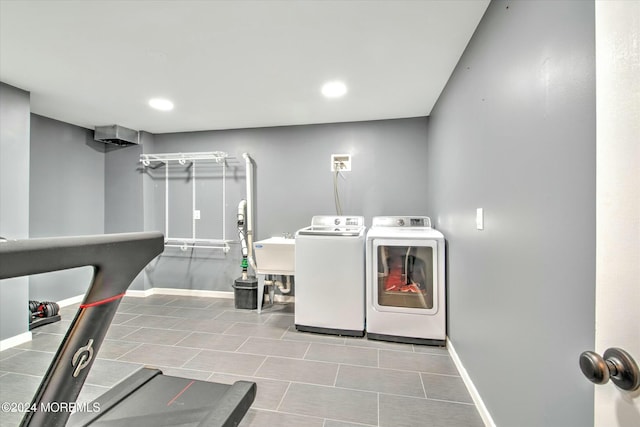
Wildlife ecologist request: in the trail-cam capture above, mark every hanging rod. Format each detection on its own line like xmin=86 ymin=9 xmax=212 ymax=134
xmin=140 ymin=151 xmax=229 ymax=166
xmin=164 ymin=237 xmax=232 ymax=252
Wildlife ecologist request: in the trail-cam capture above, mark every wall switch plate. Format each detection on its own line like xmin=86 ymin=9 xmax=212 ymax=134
xmin=331 ymin=154 xmax=352 ymax=172
xmin=476 ymin=208 xmax=484 ymax=230
xmin=194 ymin=210 xmax=201 ymax=220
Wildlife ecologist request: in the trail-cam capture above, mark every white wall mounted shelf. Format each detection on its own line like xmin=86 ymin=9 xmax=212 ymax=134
xmin=140 ymin=151 xmax=232 ymax=251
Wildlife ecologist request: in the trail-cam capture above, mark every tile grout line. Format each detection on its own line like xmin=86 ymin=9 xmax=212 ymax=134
xmin=377 ymin=391 xmax=381 ymax=427
xmin=424 ymin=396 xmax=478 ymax=406
xmin=301 ymin=341 xmax=312 ymax=359
xmin=108 ymin=326 xmax=143 ymax=341
xmin=114 ymin=342 xmax=144 ymax=361
xmin=419 ymin=369 xmax=428 ymax=399
xmin=275 ymin=324 xmax=288 ymax=340
xmin=116 ymin=313 xmax=142 ymax=325
xmin=172 ymin=330 xmax=196 ymax=348
xmin=274 ymin=381 xmax=293 ymax=412
xmin=234 ymin=335 xmax=252 ymax=353
xmin=250 ymin=407 xmax=333 ymax=424
xmin=250 ymin=354 xmax=270 ymax=377
xmin=323 ymin=415 xmax=378 ymax=427
xmin=261 ymin=393 xmax=381 ymax=425
xmin=179 ymin=348 xmax=204 ymax=369
xmin=2 ymin=298 xmax=480 ymax=427
xmin=245 ymin=373 xmax=430 ymax=401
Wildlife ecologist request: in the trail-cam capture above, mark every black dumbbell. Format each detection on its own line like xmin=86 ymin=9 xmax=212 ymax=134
xmin=29 ymin=300 xmax=39 ymax=313
xmin=31 ymin=301 xmax=60 ymax=318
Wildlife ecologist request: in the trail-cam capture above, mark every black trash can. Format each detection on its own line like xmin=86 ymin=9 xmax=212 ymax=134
xmin=233 ymin=277 xmax=261 ymax=309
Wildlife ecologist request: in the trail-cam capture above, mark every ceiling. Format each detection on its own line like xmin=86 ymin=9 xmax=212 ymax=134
xmin=0 ymin=0 xmax=489 ymax=134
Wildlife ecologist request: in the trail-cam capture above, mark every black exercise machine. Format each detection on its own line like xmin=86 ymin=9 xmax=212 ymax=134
xmin=0 ymin=232 xmax=256 ymax=427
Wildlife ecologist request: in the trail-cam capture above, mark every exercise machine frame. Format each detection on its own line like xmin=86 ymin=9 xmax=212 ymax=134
xmin=0 ymin=232 xmax=256 ymax=426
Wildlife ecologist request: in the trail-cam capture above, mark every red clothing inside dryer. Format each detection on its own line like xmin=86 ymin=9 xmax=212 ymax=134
xmin=400 ymin=283 xmax=421 ymax=293
xmin=385 ymin=267 xmax=404 ymax=291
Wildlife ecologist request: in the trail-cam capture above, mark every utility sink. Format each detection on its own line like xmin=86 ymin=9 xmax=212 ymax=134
xmin=253 ymin=237 xmax=295 ymax=274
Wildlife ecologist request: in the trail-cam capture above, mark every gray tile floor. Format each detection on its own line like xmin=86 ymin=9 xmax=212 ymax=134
xmin=0 ymin=295 xmax=484 ymax=426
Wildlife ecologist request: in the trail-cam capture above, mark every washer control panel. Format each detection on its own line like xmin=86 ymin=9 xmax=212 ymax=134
xmin=311 ymin=216 xmax=365 ymax=228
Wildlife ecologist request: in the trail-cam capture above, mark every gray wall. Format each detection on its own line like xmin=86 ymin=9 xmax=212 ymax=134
xmin=105 ymin=134 xmax=152 ymax=291
xmin=425 ymin=1 xmax=595 ymax=426
xmin=0 ymin=83 xmax=31 ymax=342
xmin=144 ymin=118 xmax=429 ymax=290
xmin=105 ymin=143 xmax=143 ymax=234
xmin=7 ymin=102 xmax=429 ymax=300
xmin=29 ymin=114 xmax=105 ymax=301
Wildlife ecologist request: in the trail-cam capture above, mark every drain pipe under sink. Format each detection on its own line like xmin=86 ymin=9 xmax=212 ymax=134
xmin=265 ymin=275 xmax=292 ymax=294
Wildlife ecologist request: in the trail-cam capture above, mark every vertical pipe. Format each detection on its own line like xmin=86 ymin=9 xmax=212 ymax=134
xmin=222 ymin=160 xmax=226 ymax=242
xmin=192 ymin=161 xmax=196 ymax=240
xmin=238 ymin=199 xmax=248 ymax=280
xmin=165 ymin=162 xmax=169 ymax=239
xmin=243 ymin=153 xmax=257 ymax=274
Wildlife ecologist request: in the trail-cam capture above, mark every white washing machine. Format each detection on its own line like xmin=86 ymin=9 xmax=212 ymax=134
xmin=366 ymin=216 xmax=446 ymax=345
xmin=295 ymin=216 xmax=366 ymax=337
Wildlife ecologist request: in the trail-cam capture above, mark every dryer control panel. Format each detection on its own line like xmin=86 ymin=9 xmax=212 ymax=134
xmin=372 ymin=216 xmax=432 ymax=228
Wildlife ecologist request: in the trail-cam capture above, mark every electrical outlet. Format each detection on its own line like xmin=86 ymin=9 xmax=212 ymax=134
xmin=476 ymin=208 xmax=484 ymax=230
xmin=331 ymin=154 xmax=352 ymax=172
xmin=194 ymin=210 xmax=201 ymax=220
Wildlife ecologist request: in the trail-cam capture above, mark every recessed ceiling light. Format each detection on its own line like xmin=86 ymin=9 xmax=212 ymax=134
xmin=321 ymin=81 xmax=347 ymax=98
xmin=148 ymin=98 xmax=174 ymax=111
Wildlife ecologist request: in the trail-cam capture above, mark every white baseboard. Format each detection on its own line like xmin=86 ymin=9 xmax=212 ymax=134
xmin=54 ymin=288 xmax=241 ymax=301
xmin=126 ymin=288 xmax=234 ymax=299
xmin=0 ymin=331 xmax=32 ymax=351
xmin=1 ymin=288 xmax=244 ymax=351
xmin=447 ymin=337 xmax=496 ymax=427
xmin=56 ymin=294 xmax=84 ymax=307
xmin=125 ymin=289 xmax=155 ymax=298
xmin=1 ymin=294 xmax=81 ymax=351
xmin=52 ymin=287 xmax=291 ymax=303
xmin=1 ymin=293 xmax=82 ymax=351
xmin=125 ymin=287 xmax=295 ymax=302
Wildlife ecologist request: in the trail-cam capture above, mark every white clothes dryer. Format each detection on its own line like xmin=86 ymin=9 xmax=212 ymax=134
xmin=295 ymin=216 xmax=366 ymax=337
xmin=366 ymin=216 xmax=446 ymax=346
